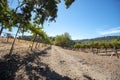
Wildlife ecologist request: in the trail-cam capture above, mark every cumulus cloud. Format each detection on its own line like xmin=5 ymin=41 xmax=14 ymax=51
xmin=98 ymin=27 xmax=120 ymax=35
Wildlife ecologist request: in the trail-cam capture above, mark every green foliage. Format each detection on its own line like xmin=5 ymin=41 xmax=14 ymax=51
xmin=17 ymin=0 xmax=75 ymax=26
xmin=28 ymin=24 xmax=52 ymax=44
xmin=54 ymin=33 xmax=72 ymax=47
xmin=64 ymin=0 xmax=75 ymax=8
xmin=0 ymin=0 xmax=13 ymax=30
xmin=111 ymin=39 xmax=120 ymax=48
xmin=73 ymin=43 xmax=91 ymax=49
xmin=73 ymin=39 xmax=120 ymax=49
xmin=0 ymin=0 xmax=74 ymax=34
xmin=73 ymin=43 xmax=82 ymax=48
xmin=0 ymin=0 xmax=74 ymax=47
xmin=0 ymin=0 xmax=74 ymax=54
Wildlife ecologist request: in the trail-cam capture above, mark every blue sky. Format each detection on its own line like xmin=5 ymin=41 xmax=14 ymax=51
xmin=44 ymin=0 xmax=120 ymax=40
xmin=2 ymin=0 xmax=120 ymax=40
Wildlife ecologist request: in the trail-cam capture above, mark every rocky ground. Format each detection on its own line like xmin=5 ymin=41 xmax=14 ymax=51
xmin=0 ymin=39 xmax=120 ymax=80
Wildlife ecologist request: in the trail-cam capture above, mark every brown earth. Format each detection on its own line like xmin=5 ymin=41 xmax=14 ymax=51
xmin=0 ymin=39 xmax=120 ymax=80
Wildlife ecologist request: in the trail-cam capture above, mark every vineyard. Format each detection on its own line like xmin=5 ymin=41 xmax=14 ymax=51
xmin=0 ymin=0 xmax=120 ymax=80
xmin=0 ymin=38 xmax=52 ymax=80
xmin=53 ymin=33 xmax=120 ymax=58
xmin=0 ymin=34 xmax=120 ymax=80
xmin=0 ymin=39 xmax=120 ymax=80
xmin=72 ymin=40 xmax=120 ymax=58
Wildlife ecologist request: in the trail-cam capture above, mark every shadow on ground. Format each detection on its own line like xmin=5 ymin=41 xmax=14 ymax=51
xmin=0 ymin=46 xmax=71 ymax=80
xmin=83 ymin=75 xmax=95 ymax=80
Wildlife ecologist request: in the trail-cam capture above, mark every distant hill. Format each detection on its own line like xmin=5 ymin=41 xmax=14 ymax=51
xmin=19 ymin=35 xmax=120 ymax=44
xmin=74 ymin=36 xmax=120 ymax=44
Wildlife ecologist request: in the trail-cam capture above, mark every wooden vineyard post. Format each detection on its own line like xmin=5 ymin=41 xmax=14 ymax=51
xmin=114 ymin=47 xmax=119 ymax=58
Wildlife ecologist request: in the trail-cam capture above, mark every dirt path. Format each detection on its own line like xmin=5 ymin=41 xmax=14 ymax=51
xmin=40 ymin=46 xmax=120 ymax=80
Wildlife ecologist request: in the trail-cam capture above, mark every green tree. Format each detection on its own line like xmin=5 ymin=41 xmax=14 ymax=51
xmin=1 ymin=0 xmax=74 ymax=54
xmin=0 ymin=0 xmax=13 ymax=36
xmin=54 ymin=33 xmax=72 ymax=47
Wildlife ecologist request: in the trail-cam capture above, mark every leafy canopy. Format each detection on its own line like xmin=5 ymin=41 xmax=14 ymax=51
xmin=54 ymin=32 xmax=72 ymax=47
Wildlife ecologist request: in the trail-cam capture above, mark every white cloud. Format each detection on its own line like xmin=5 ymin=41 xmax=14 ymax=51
xmin=98 ymin=27 xmax=120 ymax=35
